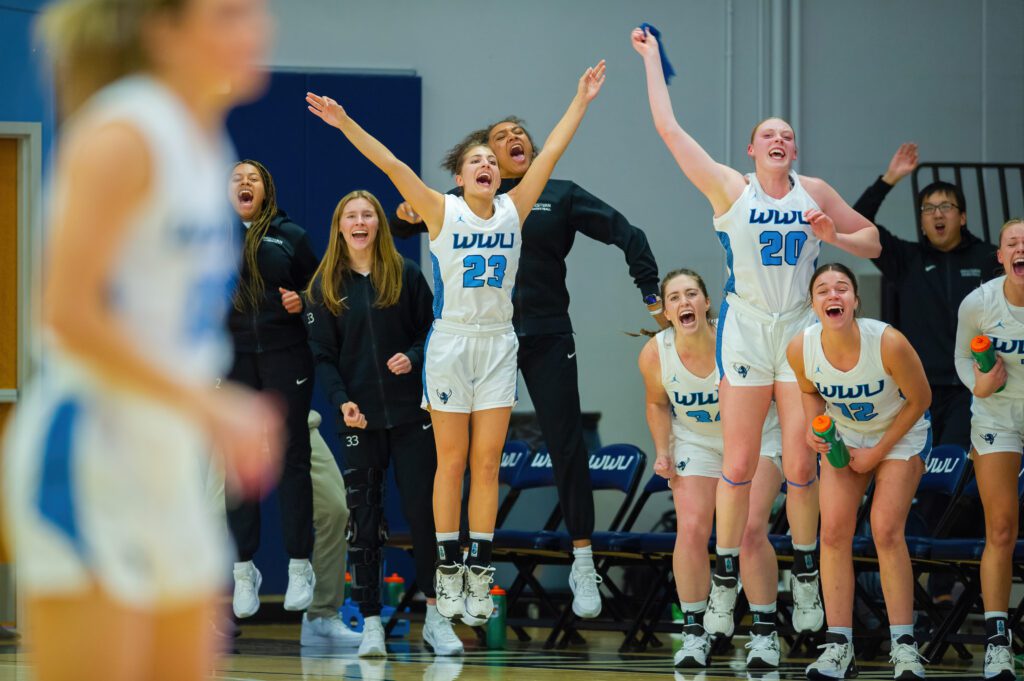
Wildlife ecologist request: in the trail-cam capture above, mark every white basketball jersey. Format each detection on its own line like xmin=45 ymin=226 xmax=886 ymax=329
xmin=656 ymin=328 xmax=721 ymax=444
xmin=803 ymin=318 xmax=922 ymax=435
xmin=655 ymin=327 xmax=781 ymax=445
xmin=965 ymin=277 xmax=1024 ymax=398
xmin=429 ymin=193 xmax=521 ymax=325
xmin=713 ymin=172 xmax=821 ymax=314
xmin=47 ymin=76 xmax=237 ymax=387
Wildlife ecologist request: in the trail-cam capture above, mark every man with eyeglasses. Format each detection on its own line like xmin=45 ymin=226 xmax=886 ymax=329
xmin=853 ymin=143 xmax=998 ymax=628
xmin=853 ymin=143 xmax=998 ymax=449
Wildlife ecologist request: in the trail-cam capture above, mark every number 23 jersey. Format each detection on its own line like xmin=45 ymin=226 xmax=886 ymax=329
xmin=713 ymin=171 xmax=821 ymax=314
xmin=429 ymin=193 xmax=521 ymax=326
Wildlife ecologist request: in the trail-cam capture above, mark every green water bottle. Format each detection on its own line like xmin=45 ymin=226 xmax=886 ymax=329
xmin=972 ymin=335 xmax=1005 ymax=393
xmin=487 ymin=586 xmax=507 ymax=649
xmin=344 ymin=571 xmax=352 ymax=601
xmin=813 ymin=414 xmax=850 ymax=468
xmin=384 ymin=573 xmax=405 ymax=607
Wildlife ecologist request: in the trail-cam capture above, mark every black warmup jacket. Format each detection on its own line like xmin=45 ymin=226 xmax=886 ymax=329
xmin=305 ymin=257 xmax=434 ymax=432
xmin=228 ymin=210 xmax=319 ymax=353
xmin=854 ymin=176 xmax=999 ymax=386
xmin=392 ymin=177 xmax=661 ymax=336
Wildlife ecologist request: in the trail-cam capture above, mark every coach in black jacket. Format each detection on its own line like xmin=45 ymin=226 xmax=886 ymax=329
xmin=853 ymin=143 xmax=998 ymax=448
xmin=393 ymin=116 xmax=666 ymax=619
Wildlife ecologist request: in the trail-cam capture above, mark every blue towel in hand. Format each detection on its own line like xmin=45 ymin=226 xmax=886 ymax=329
xmin=639 ymin=22 xmax=675 ymax=85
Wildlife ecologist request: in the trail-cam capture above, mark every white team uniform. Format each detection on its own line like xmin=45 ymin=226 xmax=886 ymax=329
xmin=803 ymin=318 xmax=931 ymax=462
xmin=2 ymin=76 xmax=236 ymax=606
xmin=422 ymin=193 xmax=521 ymax=413
xmin=713 ymin=172 xmax=821 ymax=386
xmin=655 ymin=328 xmax=782 ymax=478
xmin=955 ymin=277 xmax=1024 ymax=455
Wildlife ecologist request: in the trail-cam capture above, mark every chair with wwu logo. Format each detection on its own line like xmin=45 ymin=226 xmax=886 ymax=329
xmin=492 ymin=444 xmax=647 ymax=646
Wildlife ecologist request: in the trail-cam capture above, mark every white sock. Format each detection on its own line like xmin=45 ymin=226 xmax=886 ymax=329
xmin=289 ymin=558 xmax=310 ymax=570
xmin=572 ymin=545 xmax=595 ymax=570
xmin=426 ymin=603 xmax=442 ymax=623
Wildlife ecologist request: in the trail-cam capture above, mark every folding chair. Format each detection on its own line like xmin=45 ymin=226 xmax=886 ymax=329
xmin=493 ymin=444 xmax=647 ymax=646
xmin=923 ymin=455 xmax=1024 ymax=661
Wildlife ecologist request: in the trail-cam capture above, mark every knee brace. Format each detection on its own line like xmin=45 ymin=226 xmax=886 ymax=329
xmin=344 ymin=467 xmax=388 ymax=607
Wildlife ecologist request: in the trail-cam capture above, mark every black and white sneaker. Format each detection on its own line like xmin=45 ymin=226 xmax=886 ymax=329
xmin=806 ymin=632 xmax=857 ymax=679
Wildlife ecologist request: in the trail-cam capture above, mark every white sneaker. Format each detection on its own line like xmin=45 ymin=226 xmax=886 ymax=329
xmin=424 ymin=658 xmax=464 ymax=681
xmin=889 ymin=635 xmax=925 ymax=679
xmin=423 ymin=605 xmax=464 ymax=656
xmin=300 ymin=613 xmax=362 ymax=647
xmin=703 ymin=577 xmax=738 ymax=637
xmin=435 ymin=564 xmax=466 ymax=619
xmin=984 ymin=642 xmax=1015 ymax=680
xmin=464 ymin=565 xmax=495 ymax=620
xmin=232 ymin=561 xmax=262 ymax=618
xmin=284 ymin=559 xmax=316 ymax=611
xmin=569 ymin=562 xmax=603 ymax=618
xmin=746 ymin=630 xmax=781 ymax=669
xmin=358 ymin=615 xmax=387 ymax=657
xmin=460 ymin=612 xmax=487 ymax=627
xmin=674 ymin=630 xmax=711 ymax=668
xmin=791 ymin=572 xmax=825 ymax=633
xmin=806 ymin=633 xmax=857 ymax=679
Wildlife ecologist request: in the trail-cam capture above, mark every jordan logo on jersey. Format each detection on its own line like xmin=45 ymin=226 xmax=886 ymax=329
xmin=748 ymin=209 xmax=811 ymax=226
xmin=436 ymin=388 xmax=453 ymax=405
xmin=452 ymin=232 xmax=516 ymax=249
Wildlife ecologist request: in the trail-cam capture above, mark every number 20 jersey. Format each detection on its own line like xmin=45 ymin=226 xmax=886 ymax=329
xmin=713 ymin=171 xmax=821 ymax=314
xmin=429 ymin=193 xmax=521 ymax=326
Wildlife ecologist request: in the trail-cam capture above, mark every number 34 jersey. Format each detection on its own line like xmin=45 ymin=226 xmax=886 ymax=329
xmin=429 ymin=194 xmax=521 ymax=326
xmin=713 ymin=171 xmax=821 ymax=314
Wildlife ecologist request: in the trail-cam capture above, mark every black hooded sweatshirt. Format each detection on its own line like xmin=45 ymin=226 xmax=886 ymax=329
xmin=854 ymin=177 xmax=999 ymax=386
xmin=228 ymin=210 xmax=319 ymax=353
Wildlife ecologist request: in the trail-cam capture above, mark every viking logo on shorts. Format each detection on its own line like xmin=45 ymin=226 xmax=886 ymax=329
xmin=983 ymin=433 xmax=997 ymax=445
xmin=436 ymin=388 xmax=453 ymax=405
xmin=733 ymin=363 xmax=750 ymax=379
xmin=676 ymin=459 xmax=687 ymax=472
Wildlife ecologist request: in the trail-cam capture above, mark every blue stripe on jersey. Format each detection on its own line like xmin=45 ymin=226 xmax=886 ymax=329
xmin=918 ymin=411 xmax=933 ymax=463
xmin=38 ymin=399 xmax=83 ymax=551
xmin=716 ymin=231 xmax=737 ymax=295
xmin=430 ymin=252 xmax=444 ymax=319
xmin=715 ymin=298 xmax=730 ymax=378
xmin=422 ymin=326 xmax=434 ymax=405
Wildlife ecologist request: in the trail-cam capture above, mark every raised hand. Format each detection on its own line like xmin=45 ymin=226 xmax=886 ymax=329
xmin=805 ymin=208 xmax=837 ymax=244
xmin=883 ymin=143 xmax=919 ymax=185
xmin=631 ymin=26 xmax=658 ymax=58
xmin=577 ymin=60 xmax=607 ymax=103
xmin=279 ymin=287 xmax=302 ymax=314
xmin=306 ymin=92 xmax=348 ymax=129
